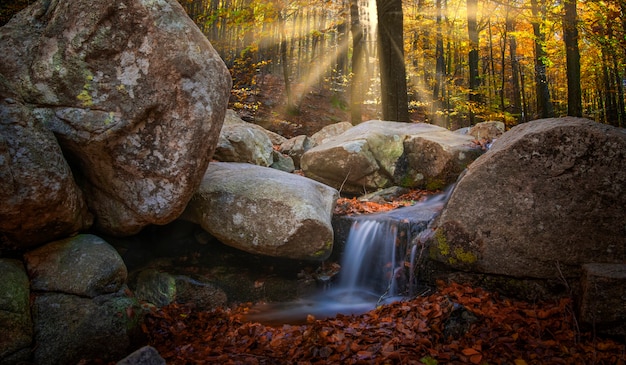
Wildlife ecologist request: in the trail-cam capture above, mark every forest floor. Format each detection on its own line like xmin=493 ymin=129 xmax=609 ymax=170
xmin=229 ymin=74 xmax=382 ymax=138
xmin=143 ymin=281 xmax=625 ymax=364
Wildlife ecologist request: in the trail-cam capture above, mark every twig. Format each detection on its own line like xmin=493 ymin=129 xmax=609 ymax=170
xmin=555 ymin=260 xmax=581 ymax=343
xmin=338 ymin=168 xmax=351 ymax=195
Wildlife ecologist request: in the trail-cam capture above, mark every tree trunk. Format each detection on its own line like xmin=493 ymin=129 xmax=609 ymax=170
xmin=376 ymin=0 xmax=410 ymax=122
xmin=467 ymin=0 xmax=481 ymax=125
xmin=432 ymin=0 xmax=446 ymax=127
xmin=350 ymin=0 xmax=365 ymax=124
xmin=507 ymin=14 xmax=523 ymax=123
xmin=278 ymin=11 xmax=296 ymax=113
xmin=563 ymin=0 xmax=582 ymax=117
xmin=433 ymin=0 xmax=445 ymax=102
xmin=530 ymin=0 xmax=554 ymax=118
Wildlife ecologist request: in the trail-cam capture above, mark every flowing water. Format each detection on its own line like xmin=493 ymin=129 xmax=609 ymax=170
xmin=246 ymin=187 xmax=454 ymax=325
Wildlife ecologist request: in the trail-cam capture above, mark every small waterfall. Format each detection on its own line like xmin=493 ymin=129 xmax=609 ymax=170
xmin=337 ymin=220 xmax=404 ymax=300
xmin=246 ymin=186 xmax=454 ymax=324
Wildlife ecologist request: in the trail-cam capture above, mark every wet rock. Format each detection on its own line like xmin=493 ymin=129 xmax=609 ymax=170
xmin=182 ymin=162 xmax=338 ymax=260
xmin=358 ymin=186 xmax=410 ymax=203
xmin=0 ymin=0 xmax=231 ymax=236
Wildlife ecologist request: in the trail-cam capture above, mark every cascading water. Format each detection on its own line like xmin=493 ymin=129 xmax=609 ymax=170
xmin=337 ymin=220 xmax=402 ymax=298
xmin=246 ymin=186 xmax=455 ymax=325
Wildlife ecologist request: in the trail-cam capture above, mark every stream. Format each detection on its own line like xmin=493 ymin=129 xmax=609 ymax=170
xmin=245 ymin=187 xmax=454 ymax=325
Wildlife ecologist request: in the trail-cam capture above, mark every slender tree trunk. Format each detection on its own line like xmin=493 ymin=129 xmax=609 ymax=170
xmin=612 ymin=56 xmax=625 ymax=127
xmin=350 ymin=0 xmax=365 ymax=124
xmin=530 ymin=0 xmax=554 ymax=118
xmin=507 ymin=14 xmax=523 ymax=123
xmin=434 ymin=0 xmax=445 ymax=102
xmin=376 ymin=0 xmax=410 ymax=122
xmin=337 ymin=0 xmax=349 ymax=78
xmin=278 ymin=11 xmax=296 ymax=112
xmin=432 ymin=0 xmax=446 ymax=126
xmin=563 ymin=0 xmax=582 ymax=117
xmin=467 ymin=0 xmax=481 ymax=125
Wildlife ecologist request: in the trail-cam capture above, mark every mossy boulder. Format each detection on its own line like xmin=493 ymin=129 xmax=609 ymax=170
xmin=301 ymin=120 xmax=483 ymax=194
xmin=429 ymin=118 xmax=626 ymax=279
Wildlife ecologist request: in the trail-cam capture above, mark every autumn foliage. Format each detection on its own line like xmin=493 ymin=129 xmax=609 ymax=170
xmin=333 ymin=190 xmax=434 ymax=215
xmin=143 ymin=281 xmax=625 ymax=364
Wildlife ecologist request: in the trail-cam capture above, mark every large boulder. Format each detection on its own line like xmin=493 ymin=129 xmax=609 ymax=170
xmin=0 ymin=0 xmax=232 ymax=236
xmin=182 ymin=162 xmax=339 ymax=260
xmin=429 ymin=118 xmax=626 ymax=279
xmin=0 ymin=259 xmax=32 ymax=364
xmin=301 ymin=120 xmax=483 ymax=194
xmin=0 ymin=77 xmax=92 ymax=250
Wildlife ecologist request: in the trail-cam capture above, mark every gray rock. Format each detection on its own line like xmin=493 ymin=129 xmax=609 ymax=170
xmin=301 ymin=120 xmax=483 ymax=194
xmin=579 ymin=263 xmax=626 ymax=336
xmin=0 ymin=0 xmax=231 ymax=236
xmin=357 ymin=186 xmax=410 ymax=203
xmin=429 ymin=117 xmax=626 ymax=279
xmin=133 ymin=269 xmax=177 ymax=307
xmin=0 ymin=78 xmax=92 ymax=250
xmin=33 ymin=291 xmax=142 ymax=365
xmin=174 ymin=276 xmax=228 ymax=310
xmin=215 ymin=120 xmax=274 ymax=166
xmin=24 ymin=234 xmax=127 ymax=297
xmin=270 ymin=150 xmax=296 ymax=172
xmin=0 ymin=259 xmax=32 ymax=364
xmin=224 ymin=109 xmax=287 ymax=145
xmin=280 ymin=135 xmax=313 ymax=169
xmin=117 ymin=346 xmax=165 ymax=365
xmin=182 ymin=162 xmax=338 ymax=260
xmin=310 ymin=121 xmax=354 ymax=146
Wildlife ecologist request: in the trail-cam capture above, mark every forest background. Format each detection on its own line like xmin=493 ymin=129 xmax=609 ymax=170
xmin=2 ymin=0 xmax=626 ymax=134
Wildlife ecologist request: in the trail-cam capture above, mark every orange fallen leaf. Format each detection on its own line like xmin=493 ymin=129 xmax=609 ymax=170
xmin=470 ymin=353 xmax=483 ymax=364
xmin=462 ymin=347 xmax=480 ymax=356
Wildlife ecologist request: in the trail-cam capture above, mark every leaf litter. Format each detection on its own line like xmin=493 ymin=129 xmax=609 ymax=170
xmin=143 ymin=281 xmax=625 ymax=364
